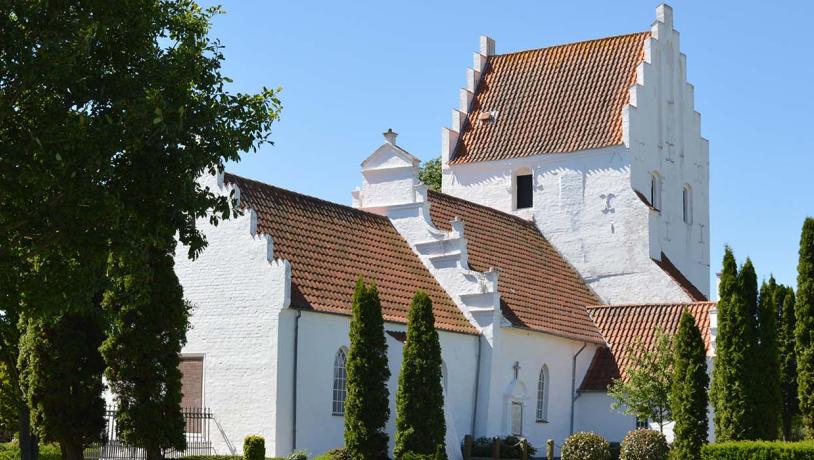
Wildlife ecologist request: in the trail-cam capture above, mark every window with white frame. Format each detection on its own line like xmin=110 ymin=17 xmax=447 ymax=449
xmin=536 ymin=365 xmax=549 ymax=422
xmin=332 ymin=348 xmax=347 ymax=415
xmin=683 ymin=185 xmax=693 ymax=224
xmin=650 ymin=173 xmax=662 ymax=210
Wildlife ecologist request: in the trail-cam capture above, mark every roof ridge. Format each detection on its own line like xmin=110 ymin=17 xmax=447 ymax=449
xmin=427 ymin=189 xmax=538 ymax=229
xmin=587 ymin=301 xmax=716 ymax=310
xmin=224 ymin=172 xmax=390 ymax=222
xmin=492 ymin=30 xmax=650 ymax=59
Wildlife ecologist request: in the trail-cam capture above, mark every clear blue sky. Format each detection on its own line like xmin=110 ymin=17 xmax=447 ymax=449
xmin=207 ymin=0 xmax=813 ymax=292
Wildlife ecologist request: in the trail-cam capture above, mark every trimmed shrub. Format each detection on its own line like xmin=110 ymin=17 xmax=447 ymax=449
xmin=619 ymin=430 xmax=668 ymax=460
xmin=313 ymin=448 xmax=351 ymax=460
xmin=701 ymin=440 xmax=814 ymax=459
xmin=243 ymin=435 xmax=265 ymax=460
xmin=287 ymin=450 xmax=307 ymax=460
xmin=561 ymin=432 xmax=611 ymax=460
xmin=466 ymin=436 xmax=537 ymax=459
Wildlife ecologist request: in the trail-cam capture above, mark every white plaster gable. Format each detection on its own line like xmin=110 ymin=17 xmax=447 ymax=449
xmin=353 ymin=130 xmax=425 ymax=211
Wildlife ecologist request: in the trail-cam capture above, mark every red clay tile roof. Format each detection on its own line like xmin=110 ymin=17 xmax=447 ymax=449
xmin=451 ymin=32 xmax=650 ymax=164
xmin=579 ymin=302 xmax=716 ymax=391
xmin=224 ymin=173 xmax=476 ymax=335
xmin=427 ymin=191 xmax=603 ymax=343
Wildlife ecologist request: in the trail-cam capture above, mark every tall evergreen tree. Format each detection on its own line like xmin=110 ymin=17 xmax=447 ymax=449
xmin=670 ymin=311 xmax=709 ymax=460
xmin=755 ymin=277 xmax=782 ymax=439
xmin=711 ymin=247 xmax=753 ymax=441
xmin=780 ymin=287 xmax=799 ymax=440
xmin=395 ymin=291 xmax=446 ymax=460
xmin=796 ymin=217 xmax=814 ymax=436
xmin=738 ymin=258 xmax=761 ymax=439
xmin=18 ymin=309 xmax=106 ymax=460
xmin=101 ymin=243 xmax=191 ymax=460
xmin=344 ymin=279 xmax=390 ymax=460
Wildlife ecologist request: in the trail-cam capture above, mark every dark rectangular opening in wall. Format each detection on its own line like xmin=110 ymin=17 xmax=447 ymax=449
xmin=517 ymin=174 xmax=533 ymax=209
xmin=180 ymin=356 xmax=204 ymax=433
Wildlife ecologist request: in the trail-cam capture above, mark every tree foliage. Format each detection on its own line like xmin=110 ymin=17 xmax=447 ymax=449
xmin=394 ymin=291 xmax=446 ymax=460
xmin=418 ymin=157 xmax=442 ymax=193
xmin=755 ymin=277 xmax=782 ymax=440
xmin=1 ymin=1 xmax=280 ymax=456
xmin=780 ymin=287 xmax=799 ymax=440
xmin=17 ymin=309 xmax=107 ymax=460
xmin=344 ymin=279 xmax=390 ymax=460
xmin=101 ymin=244 xmax=191 ymax=460
xmin=608 ymin=329 xmax=673 ymax=432
xmin=711 ymin=248 xmax=756 ymax=441
xmin=796 ymin=218 xmax=814 ymax=436
xmin=670 ymin=311 xmax=709 ymax=460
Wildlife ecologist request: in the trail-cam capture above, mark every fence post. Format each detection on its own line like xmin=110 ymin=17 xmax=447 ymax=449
xmin=463 ymin=435 xmax=473 ymax=460
xmin=492 ymin=436 xmax=500 ymax=460
xmin=521 ymin=439 xmax=529 ymax=460
xmin=546 ymin=439 xmax=554 ymax=460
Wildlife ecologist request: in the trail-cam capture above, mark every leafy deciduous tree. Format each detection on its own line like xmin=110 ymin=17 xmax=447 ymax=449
xmin=344 ymin=279 xmax=390 ymax=459
xmin=418 ymin=157 xmax=442 ymax=193
xmin=394 ymin=291 xmax=446 ymax=460
xmin=609 ymin=329 xmax=674 ymax=432
xmin=670 ymin=311 xmax=709 ymax=460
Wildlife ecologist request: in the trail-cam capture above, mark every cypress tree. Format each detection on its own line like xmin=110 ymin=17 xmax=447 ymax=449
xmin=344 ymin=278 xmax=390 ymax=459
xmin=101 ymin=244 xmax=191 ymax=460
xmin=711 ymin=247 xmax=752 ymax=441
xmin=796 ymin=217 xmax=814 ymax=436
xmin=394 ymin=291 xmax=446 ymax=460
xmin=739 ymin=258 xmax=760 ymax=439
xmin=755 ymin=277 xmax=782 ymax=439
xmin=780 ymin=287 xmax=799 ymax=440
xmin=670 ymin=310 xmax=709 ymax=460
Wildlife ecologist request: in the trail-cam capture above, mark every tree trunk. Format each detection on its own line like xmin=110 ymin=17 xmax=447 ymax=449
xmin=59 ymin=440 xmax=84 ymax=460
xmin=146 ymin=446 xmax=163 ymax=460
xmin=19 ymin=405 xmax=38 ymax=460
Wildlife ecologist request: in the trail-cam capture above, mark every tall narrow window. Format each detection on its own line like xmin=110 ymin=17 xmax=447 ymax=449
xmin=650 ymin=173 xmax=661 ymax=210
xmin=683 ymin=185 xmax=693 ymax=224
xmin=332 ymin=348 xmax=347 ymax=415
xmin=536 ymin=365 xmax=549 ymax=422
xmin=516 ymin=174 xmax=533 ymax=209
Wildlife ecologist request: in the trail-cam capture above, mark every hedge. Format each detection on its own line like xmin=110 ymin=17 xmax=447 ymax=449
xmin=0 ymin=443 xmax=60 ymax=460
xmin=702 ymin=441 xmax=814 ymax=459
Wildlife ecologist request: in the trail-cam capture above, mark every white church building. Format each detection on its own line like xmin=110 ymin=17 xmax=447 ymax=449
xmin=173 ymin=5 xmax=716 ymax=458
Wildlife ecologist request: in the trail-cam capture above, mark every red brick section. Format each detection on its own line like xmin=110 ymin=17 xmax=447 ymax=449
xmin=579 ymin=301 xmax=716 ymax=391
xmin=451 ymin=32 xmax=650 ymax=164
xmin=225 ymin=174 xmax=476 ymax=335
xmin=427 ymin=191 xmax=603 ymax=343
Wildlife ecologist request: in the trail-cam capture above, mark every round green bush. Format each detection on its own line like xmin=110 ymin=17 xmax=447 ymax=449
xmin=561 ymin=432 xmax=611 ymax=460
xmin=619 ymin=430 xmax=668 ymax=460
xmin=243 ymin=435 xmax=265 ymax=460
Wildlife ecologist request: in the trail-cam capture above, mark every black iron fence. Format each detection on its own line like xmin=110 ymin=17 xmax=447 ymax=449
xmin=85 ymin=406 xmax=214 ymax=460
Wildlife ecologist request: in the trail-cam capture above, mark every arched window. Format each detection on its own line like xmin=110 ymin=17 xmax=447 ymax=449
xmin=682 ymin=185 xmax=693 ymax=224
xmin=332 ymin=348 xmax=347 ymax=415
xmin=536 ymin=365 xmax=549 ymax=422
xmin=515 ymin=168 xmax=533 ymax=210
xmin=650 ymin=173 xmax=661 ymax=210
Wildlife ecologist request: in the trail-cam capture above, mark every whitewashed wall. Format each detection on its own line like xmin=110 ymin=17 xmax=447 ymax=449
xmin=293 ymin=310 xmax=479 ymax=459
xmin=574 ymin=392 xmax=637 ymax=442
xmin=625 ymin=4 xmax=710 ymax=298
xmin=175 ymin=173 xmax=293 ymax=457
xmin=443 ymin=147 xmax=692 ymax=305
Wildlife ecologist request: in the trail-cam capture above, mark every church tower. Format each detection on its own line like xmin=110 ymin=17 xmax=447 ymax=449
xmin=440 ymin=4 xmax=710 ymax=304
